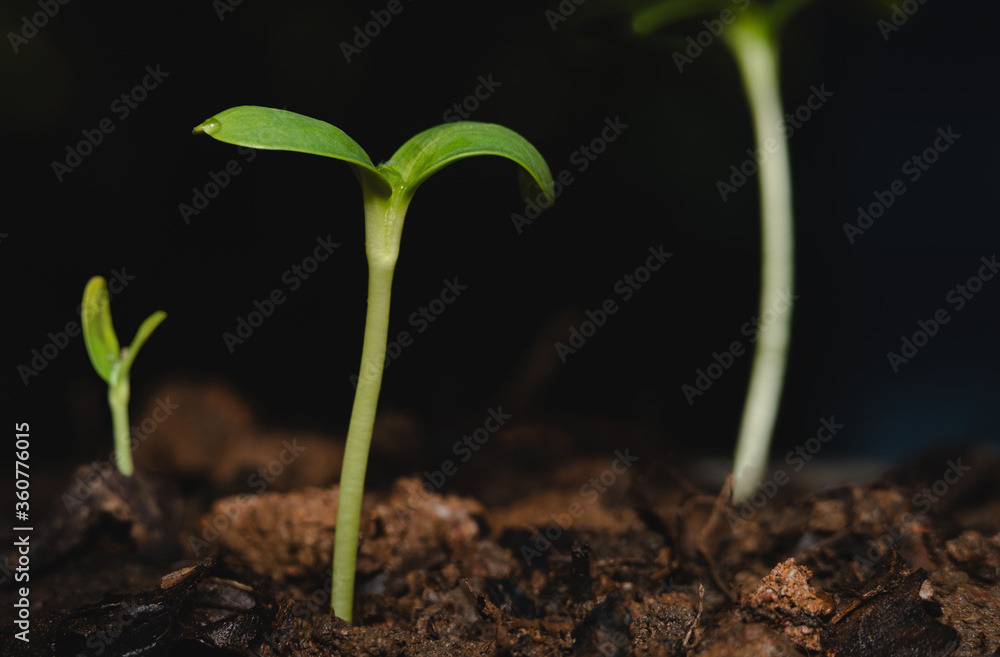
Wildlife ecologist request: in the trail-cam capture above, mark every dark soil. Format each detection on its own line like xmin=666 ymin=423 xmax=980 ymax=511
xmin=3 ymin=383 xmax=999 ymax=657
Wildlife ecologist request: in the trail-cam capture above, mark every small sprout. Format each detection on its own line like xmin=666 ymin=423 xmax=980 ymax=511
xmin=81 ymin=276 xmax=166 ymax=477
xmin=194 ymin=106 xmax=554 ymax=622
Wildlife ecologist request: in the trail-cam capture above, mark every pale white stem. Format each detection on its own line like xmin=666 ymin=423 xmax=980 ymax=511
xmin=724 ymin=16 xmax=795 ymax=503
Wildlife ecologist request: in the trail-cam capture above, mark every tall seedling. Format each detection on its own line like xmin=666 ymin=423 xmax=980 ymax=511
xmin=194 ymin=106 xmax=553 ymax=621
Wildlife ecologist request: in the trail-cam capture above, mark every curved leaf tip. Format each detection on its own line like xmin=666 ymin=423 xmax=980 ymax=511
xmin=387 ymin=121 xmax=555 ymax=206
xmin=121 ymin=310 xmax=167 ymax=377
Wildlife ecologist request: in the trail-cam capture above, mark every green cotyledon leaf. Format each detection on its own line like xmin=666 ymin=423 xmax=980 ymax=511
xmin=81 ymin=276 xmax=119 ymax=384
xmin=193 ymin=106 xmax=392 ymax=196
xmin=119 ymin=310 xmax=167 ymax=383
xmin=383 ymin=121 xmax=555 ymax=205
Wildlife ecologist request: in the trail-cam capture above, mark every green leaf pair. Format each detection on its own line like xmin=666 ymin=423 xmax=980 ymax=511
xmin=193 ymin=106 xmax=554 ymax=208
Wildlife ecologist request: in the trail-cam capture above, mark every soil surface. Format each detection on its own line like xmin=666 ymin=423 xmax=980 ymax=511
xmin=3 ymin=383 xmax=999 ymax=656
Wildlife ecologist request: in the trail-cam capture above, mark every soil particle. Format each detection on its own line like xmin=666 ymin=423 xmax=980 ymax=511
xmin=571 ymin=590 xmax=632 ymax=657
xmin=200 ymin=477 xmax=488 ymax=588
xmin=740 ymin=558 xmax=833 ymax=651
xmin=843 ymin=483 xmax=940 ymax=572
xmin=821 ymin=547 xmax=959 ymax=657
xmin=198 ymin=486 xmax=339 ymax=581
xmin=945 ymin=530 xmax=1000 ymax=582
xmin=268 ymin=608 xmax=483 ymax=657
xmin=694 ymin=620 xmax=803 ymax=657
xmin=486 ymin=456 xmax=637 ymax=538
xmin=570 ymin=544 xmax=595 ymax=601
xmin=34 ymin=465 xmax=183 ymax=566
xmin=927 ymin=564 xmax=1000 ymax=656
xmin=134 ymin=382 xmax=346 ymax=491
xmin=0 ymin=556 xmax=282 ymax=656
xmin=628 ymin=594 xmax=696 ymax=656
xmin=807 ymin=499 xmax=850 ymax=534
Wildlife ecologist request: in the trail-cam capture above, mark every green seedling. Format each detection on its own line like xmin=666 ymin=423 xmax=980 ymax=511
xmin=193 ymin=106 xmax=553 ymax=622
xmin=81 ymin=275 xmax=167 ymax=477
xmin=631 ymin=0 xmax=818 ymax=502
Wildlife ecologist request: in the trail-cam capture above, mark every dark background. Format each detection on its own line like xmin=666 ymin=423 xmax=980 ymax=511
xmin=4 ymin=1 xmax=999 ymax=474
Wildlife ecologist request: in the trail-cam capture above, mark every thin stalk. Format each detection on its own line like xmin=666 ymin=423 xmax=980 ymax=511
xmin=108 ymin=370 xmax=134 ymax=476
xmin=723 ymin=14 xmax=794 ymax=503
xmin=331 ymin=184 xmax=409 ymax=622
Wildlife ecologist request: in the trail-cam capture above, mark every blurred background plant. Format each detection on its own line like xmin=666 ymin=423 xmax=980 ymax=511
xmin=563 ymin=0 xmax=974 ymax=497
xmin=631 ymin=0 xmax=817 ymax=501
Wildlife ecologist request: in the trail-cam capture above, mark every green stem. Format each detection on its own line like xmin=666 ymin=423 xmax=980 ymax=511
xmin=723 ymin=13 xmax=794 ymax=503
xmin=331 ymin=179 xmax=409 ymax=622
xmin=108 ymin=373 xmax=134 ymax=476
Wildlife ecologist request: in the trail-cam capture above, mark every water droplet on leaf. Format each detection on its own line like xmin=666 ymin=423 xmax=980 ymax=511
xmin=193 ymin=118 xmax=221 ymax=135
